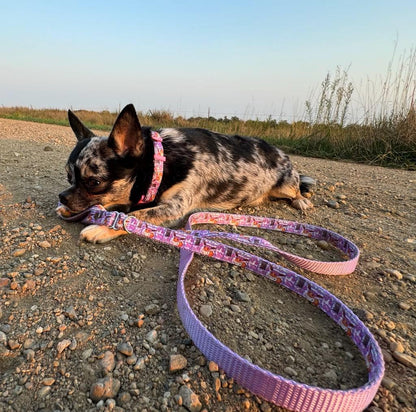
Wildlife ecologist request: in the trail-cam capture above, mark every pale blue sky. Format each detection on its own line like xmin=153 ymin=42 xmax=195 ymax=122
xmin=1 ymin=0 xmax=415 ymax=120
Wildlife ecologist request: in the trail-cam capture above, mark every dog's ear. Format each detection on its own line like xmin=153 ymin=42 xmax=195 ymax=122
xmin=68 ymin=110 xmax=96 ymax=141
xmin=108 ymin=104 xmax=144 ymax=157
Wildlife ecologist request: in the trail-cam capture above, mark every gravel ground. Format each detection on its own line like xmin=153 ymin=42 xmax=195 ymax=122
xmin=0 ymin=118 xmax=415 ymax=412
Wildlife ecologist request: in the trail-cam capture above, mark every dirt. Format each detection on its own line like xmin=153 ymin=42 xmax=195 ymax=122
xmin=0 ymin=117 xmax=415 ymax=412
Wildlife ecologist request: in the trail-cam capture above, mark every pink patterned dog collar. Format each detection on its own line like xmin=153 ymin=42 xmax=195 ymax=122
xmin=137 ymin=131 xmax=165 ymax=204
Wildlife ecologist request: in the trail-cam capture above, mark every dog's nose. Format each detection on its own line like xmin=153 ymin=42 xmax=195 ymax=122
xmin=59 ymin=191 xmax=69 ymax=205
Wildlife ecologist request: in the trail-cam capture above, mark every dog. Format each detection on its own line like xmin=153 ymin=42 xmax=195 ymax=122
xmin=57 ymin=104 xmax=314 ymax=243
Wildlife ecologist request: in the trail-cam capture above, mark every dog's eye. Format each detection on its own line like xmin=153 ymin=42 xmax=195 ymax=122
xmin=86 ymin=178 xmax=101 ymax=188
xmin=67 ymin=172 xmax=73 ymax=183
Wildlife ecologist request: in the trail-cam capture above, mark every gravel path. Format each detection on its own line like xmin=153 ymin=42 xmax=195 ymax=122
xmin=0 ymin=118 xmax=415 ymax=412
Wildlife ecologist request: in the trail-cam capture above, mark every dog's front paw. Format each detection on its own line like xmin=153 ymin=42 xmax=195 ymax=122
xmin=80 ymin=225 xmax=126 ymax=243
xmin=292 ymin=196 xmax=313 ymax=212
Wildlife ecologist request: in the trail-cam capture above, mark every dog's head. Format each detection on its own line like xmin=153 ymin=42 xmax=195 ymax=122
xmin=58 ymin=104 xmax=144 ymax=214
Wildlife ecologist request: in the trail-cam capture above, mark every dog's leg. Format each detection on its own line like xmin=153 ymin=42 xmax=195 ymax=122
xmin=80 ymin=225 xmax=128 ymax=243
xmin=269 ymin=184 xmax=312 ymax=211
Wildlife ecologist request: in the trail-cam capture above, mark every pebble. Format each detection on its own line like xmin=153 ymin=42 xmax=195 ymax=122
xmin=169 ymin=354 xmax=188 ymax=372
xmin=90 ymin=377 xmax=121 ymax=402
xmin=179 ymin=385 xmax=202 ymax=412
xmin=200 ymin=304 xmax=213 ymax=317
xmin=382 ymin=376 xmax=396 ymax=389
xmin=118 ymin=391 xmax=132 ymax=405
xmin=389 ymin=341 xmax=404 ymax=353
xmin=57 ymin=339 xmax=71 ymax=354
xmin=144 ymin=303 xmax=160 ymax=315
xmin=133 ymin=357 xmax=146 ymax=370
xmin=8 ymin=340 xmax=20 ymax=350
xmin=324 ymin=369 xmax=338 ymax=384
xmin=235 ymin=290 xmax=250 ymax=302
xmin=42 ymin=377 xmax=55 ymax=386
xmin=208 ymin=361 xmax=219 ymax=372
xmin=117 ymin=342 xmax=133 ymax=357
xmin=326 ymin=200 xmax=340 ymax=209
xmin=384 ymin=269 xmax=403 ymax=280
xmin=399 ymin=302 xmax=411 ymax=310
xmin=392 ymin=351 xmax=416 ymax=369
xmin=13 ymin=249 xmax=26 ymax=257
xmin=283 ymin=367 xmax=297 ymax=377
xmin=38 ymin=386 xmax=51 ymax=398
xmin=100 ymin=351 xmax=116 ymax=373
xmin=317 ymin=240 xmax=330 ymax=250
xmin=145 ymin=330 xmax=158 ymax=344
xmin=38 ymin=240 xmax=51 ymax=249
xmin=0 ymin=278 xmax=10 ymax=289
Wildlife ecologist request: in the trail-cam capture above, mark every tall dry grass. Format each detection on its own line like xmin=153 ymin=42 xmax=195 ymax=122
xmin=1 ymin=49 xmax=415 ymax=169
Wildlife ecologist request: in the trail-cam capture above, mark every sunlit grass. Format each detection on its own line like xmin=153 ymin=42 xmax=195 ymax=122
xmin=1 ymin=49 xmax=415 ymax=170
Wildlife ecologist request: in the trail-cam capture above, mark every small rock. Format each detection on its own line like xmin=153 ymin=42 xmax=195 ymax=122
xmin=23 ymin=338 xmax=35 ymax=349
xmin=324 ymin=369 xmax=338 ymax=384
xmin=0 ymin=278 xmax=10 ymax=288
xmin=57 ymin=339 xmax=71 ymax=354
xmin=126 ymin=354 xmax=137 ymax=365
xmin=64 ymin=306 xmax=78 ymax=320
xmin=169 ymin=354 xmax=188 ymax=372
xmin=179 ymin=385 xmax=202 ymax=412
xmin=385 ymin=269 xmax=403 ymax=280
xmin=82 ymin=348 xmax=93 ymax=360
xmin=145 ymin=330 xmax=158 ymax=344
xmin=200 ymin=304 xmax=213 ymax=317
xmin=42 ymin=378 xmax=55 ymax=386
xmin=117 ymin=342 xmax=133 ymax=356
xmin=390 ymin=341 xmax=404 ymax=353
xmin=144 ymin=303 xmax=160 ymax=315
xmin=382 ymin=376 xmax=396 ymax=389
xmin=284 ymin=366 xmax=297 ymax=377
xmin=326 ymin=200 xmax=340 ymax=209
xmin=230 ymin=304 xmax=241 ymax=313
xmin=13 ymin=249 xmax=26 ymax=257
xmin=38 ymin=386 xmax=51 ymax=398
xmin=317 ymin=240 xmax=330 ymax=250
xmin=392 ymin=351 xmax=416 ymax=369
xmin=100 ymin=351 xmax=116 ymax=373
xmin=133 ymin=357 xmax=146 ymax=370
xmin=117 ymin=391 xmax=131 ymax=405
xmin=208 ymin=361 xmax=219 ymax=372
xmin=8 ymin=339 xmax=20 ymax=350
xmin=38 ymin=241 xmax=51 ymax=249
xmin=399 ymin=302 xmax=411 ymax=311
xmin=235 ymin=290 xmax=250 ymax=302
xmin=90 ymin=376 xmax=121 ymax=402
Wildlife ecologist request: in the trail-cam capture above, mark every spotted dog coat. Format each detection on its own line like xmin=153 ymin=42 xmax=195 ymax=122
xmin=58 ymin=104 xmax=314 ymax=243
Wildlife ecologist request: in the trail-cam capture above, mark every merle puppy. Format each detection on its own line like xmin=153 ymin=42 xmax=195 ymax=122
xmin=58 ymin=104 xmax=314 ymax=243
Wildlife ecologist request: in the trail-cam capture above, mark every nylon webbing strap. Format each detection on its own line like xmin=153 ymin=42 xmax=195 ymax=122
xmin=59 ymin=205 xmax=384 ymax=412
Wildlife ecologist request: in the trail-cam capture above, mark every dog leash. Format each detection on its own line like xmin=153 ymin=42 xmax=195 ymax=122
xmin=58 ymin=205 xmax=384 ymax=412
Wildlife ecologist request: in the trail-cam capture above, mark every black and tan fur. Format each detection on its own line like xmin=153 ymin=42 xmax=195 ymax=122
xmin=58 ymin=104 xmax=314 ymax=243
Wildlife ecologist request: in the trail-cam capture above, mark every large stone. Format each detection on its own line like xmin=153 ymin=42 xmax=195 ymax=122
xmin=100 ymin=351 xmax=115 ymax=373
xmin=169 ymin=354 xmax=188 ymax=372
xmin=179 ymin=385 xmax=202 ymax=412
xmin=90 ymin=376 xmax=121 ymax=402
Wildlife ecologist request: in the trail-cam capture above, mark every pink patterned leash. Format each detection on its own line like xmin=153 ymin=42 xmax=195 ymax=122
xmin=59 ymin=205 xmax=384 ymax=412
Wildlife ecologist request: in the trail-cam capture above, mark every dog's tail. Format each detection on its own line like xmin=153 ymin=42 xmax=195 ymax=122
xmin=300 ymin=175 xmax=316 ymax=194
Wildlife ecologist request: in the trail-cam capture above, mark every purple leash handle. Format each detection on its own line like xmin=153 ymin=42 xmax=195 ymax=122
xmin=59 ymin=206 xmax=384 ymax=412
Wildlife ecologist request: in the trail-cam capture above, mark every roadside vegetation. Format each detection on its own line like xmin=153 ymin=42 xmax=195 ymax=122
xmin=1 ymin=50 xmax=415 ymax=170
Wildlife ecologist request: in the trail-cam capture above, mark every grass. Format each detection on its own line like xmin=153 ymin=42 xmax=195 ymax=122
xmin=1 ymin=50 xmax=415 ymax=170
